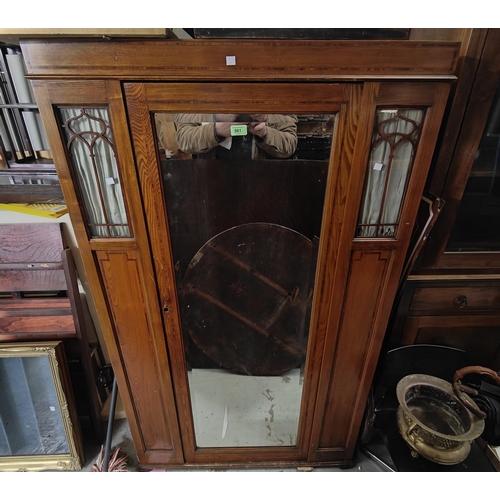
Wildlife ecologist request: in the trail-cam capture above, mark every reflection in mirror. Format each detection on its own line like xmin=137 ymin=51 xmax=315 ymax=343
xmin=156 ymin=112 xmax=336 ymax=448
xmin=0 ymin=342 xmax=83 ymax=471
xmin=447 ymin=82 xmax=500 ymax=251
xmin=173 ymin=113 xmax=297 ymax=160
xmin=0 ymin=356 xmax=68 ymax=456
xmin=155 ymin=113 xmax=334 ymax=161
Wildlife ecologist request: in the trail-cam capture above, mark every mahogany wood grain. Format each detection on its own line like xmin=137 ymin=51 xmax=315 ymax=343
xmin=0 ymin=270 xmax=67 ymax=292
xmin=410 ymin=285 xmax=500 ymax=313
xmin=436 ymin=253 xmax=500 ymax=270
xmin=0 ymin=314 xmax=75 ymax=335
xmin=0 ymin=223 xmax=63 ymax=264
xmin=21 ymin=40 xmax=459 ymax=80
xmin=0 ymin=223 xmax=68 ymax=308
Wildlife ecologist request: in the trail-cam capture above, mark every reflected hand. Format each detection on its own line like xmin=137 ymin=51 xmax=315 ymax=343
xmin=214 ymin=115 xmax=239 ymax=138
xmin=215 ymin=121 xmax=238 ymax=138
xmin=248 ymin=121 xmax=267 ymax=139
xmin=250 ymin=114 xmax=267 ymax=122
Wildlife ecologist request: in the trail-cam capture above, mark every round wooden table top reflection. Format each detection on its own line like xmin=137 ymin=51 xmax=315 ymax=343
xmin=181 ymin=222 xmax=314 ymax=376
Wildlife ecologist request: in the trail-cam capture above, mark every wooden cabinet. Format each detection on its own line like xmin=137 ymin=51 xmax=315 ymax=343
xmin=392 ymin=278 xmax=500 ymax=370
xmin=0 ymin=223 xmax=107 ymax=442
xmin=21 ymin=38 xmax=456 ymax=468
xmin=422 ymin=29 xmax=500 ymax=271
xmin=409 ymin=284 xmax=500 ymax=313
xmin=390 ymin=29 xmax=500 ymax=368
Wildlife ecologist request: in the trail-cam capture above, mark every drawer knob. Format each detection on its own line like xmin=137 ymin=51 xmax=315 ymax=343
xmin=453 ymin=295 xmax=468 ymax=309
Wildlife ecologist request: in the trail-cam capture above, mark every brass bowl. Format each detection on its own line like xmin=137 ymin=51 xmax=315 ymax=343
xmin=396 ymin=374 xmax=485 ymax=465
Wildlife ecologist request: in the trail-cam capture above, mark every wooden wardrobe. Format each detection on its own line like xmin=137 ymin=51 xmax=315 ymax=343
xmin=389 ymin=29 xmax=500 ymax=371
xmin=21 ymin=38 xmax=457 ymax=468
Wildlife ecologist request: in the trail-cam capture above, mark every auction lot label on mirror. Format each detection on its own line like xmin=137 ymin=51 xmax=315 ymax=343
xmin=230 ymin=125 xmax=247 ymax=136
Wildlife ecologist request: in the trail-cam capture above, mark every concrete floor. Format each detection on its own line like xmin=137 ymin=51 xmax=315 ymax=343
xmin=81 ymin=417 xmax=388 ymax=472
xmin=79 ymin=367 xmax=389 ymax=472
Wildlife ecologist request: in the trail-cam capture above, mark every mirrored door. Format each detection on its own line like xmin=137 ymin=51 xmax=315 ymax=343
xmin=125 ymin=82 xmax=360 ymax=462
xmin=156 ymin=112 xmax=335 ymax=448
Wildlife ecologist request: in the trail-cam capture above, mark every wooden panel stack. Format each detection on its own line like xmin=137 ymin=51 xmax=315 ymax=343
xmin=0 ymin=223 xmax=106 ymax=440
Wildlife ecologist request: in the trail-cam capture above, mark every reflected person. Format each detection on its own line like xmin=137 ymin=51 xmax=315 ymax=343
xmin=175 ymin=113 xmax=298 ymax=159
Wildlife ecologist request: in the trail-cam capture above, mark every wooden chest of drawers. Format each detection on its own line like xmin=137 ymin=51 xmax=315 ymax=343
xmin=409 ymin=284 xmax=500 ymax=313
xmin=391 ymin=277 xmax=500 ymax=370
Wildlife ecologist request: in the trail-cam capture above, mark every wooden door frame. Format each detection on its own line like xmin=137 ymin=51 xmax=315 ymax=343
xmin=125 ymin=79 xmax=451 ymax=465
xmin=125 ymin=81 xmax=369 ymax=464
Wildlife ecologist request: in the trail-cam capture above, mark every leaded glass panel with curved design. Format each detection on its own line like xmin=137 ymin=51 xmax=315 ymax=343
xmin=357 ymin=108 xmax=425 ymax=238
xmin=58 ymin=107 xmax=130 ymax=238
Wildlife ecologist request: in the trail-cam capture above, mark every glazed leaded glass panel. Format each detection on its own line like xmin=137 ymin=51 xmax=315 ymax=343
xmin=357 ymin=108 xmax=425 ymax=238
xmin=58 ymin=107 xmax=130 ymax=238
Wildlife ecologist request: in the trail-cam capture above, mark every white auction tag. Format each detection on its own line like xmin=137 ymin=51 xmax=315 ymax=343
xmin=226 ymin=56 xmax=236 ymax=66
xmin=373 ymin=162 xmax=384 ymax=171
xmin=105 ymin=177 xmax=116 ymax=185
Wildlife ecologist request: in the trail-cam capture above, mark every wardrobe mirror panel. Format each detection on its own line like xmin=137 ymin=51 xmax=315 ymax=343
xmin=156 ymin=112 xmax=336 ymax=447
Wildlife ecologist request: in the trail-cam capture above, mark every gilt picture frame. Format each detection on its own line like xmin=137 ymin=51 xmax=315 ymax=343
xmin=0 ymin=341 xmax=84 ymax=471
